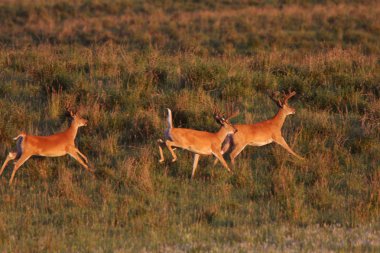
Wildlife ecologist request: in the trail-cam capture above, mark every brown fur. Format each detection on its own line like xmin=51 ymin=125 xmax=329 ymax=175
xmin=158 ymin=108 xmax=238 ymax=178
xmin=215 ymin=92 xmax=304 ymax=165
xmin=0 ymin=113 xmax=93 ymax=185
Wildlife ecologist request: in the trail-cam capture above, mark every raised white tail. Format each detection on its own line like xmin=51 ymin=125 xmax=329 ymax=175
xmin=166 ymin=108 xmax=173 ymax=129
xmin=13 ymin=133 xmax=26 ymax=140
xmin=158 ymin=107 xmax=239 ymax=178
xmin=0 ymin=108 xmax=93 ymax=185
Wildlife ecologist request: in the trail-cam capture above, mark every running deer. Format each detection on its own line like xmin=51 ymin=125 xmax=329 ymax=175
xmin=158 ymin=107 xmax=239 ymax=178
xmin=0 ymin=107 xmax=94 ymax=185
xmin=215 ymin=91 xmax=304 ymax=166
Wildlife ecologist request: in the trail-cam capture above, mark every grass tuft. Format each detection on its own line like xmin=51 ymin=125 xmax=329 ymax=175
xmin=0 ymin=0 xmax=379 ymax=251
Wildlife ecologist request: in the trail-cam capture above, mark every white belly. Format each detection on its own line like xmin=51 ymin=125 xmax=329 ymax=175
xmin=184 ymin=146 xmax=210 ymax=155
xmin=38 ymin=151 xmax=67 ymax=157
xmin=250 ymin=139 xmax=273 ymax=146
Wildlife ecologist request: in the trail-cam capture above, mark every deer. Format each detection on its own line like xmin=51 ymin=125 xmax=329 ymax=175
xmin=214 ymin=91 xmax=304 ymax=166
xmin=158 ymin=106 xmax=239 ymax=178
xmin=0 ymin=106 xmax=94 ymax=185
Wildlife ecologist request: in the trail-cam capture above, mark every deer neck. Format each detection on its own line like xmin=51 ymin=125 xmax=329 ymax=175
xmin=65 ymin=122 xmax=79 ymax=140
xmin=272 ymin=109 xmax=288 ymax=128
xmin=215 ymin=126 xmax=231 ymax=142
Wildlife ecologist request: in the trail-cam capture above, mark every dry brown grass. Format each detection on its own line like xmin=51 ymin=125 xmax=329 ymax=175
xmin=0 ymin=1 xmax=379 ymax=251
xmin=57 ymin=166 xmax=91 ymax=207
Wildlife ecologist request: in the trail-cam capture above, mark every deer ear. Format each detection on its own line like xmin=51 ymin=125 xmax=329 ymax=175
xmin=214 ymin=115 xmax=223 ymax=125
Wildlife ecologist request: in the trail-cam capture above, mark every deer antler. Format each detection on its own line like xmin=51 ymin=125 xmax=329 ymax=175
xmin=212 ymin=105 xmax=224 ymax=122
xmin=268 ymin=91 xmax=283 ymax=108
xmin=283 ymin=90 xmax=296 ymax=104
xmin=225 ymin=102 xmax=239 ymax=120
xmin=65 ymin=101 xmax=76 ymax=117
xmin=209 ymin=101 xmax=239 ymax=123
xmin=212 ymin=102 xmax=233 ymax=126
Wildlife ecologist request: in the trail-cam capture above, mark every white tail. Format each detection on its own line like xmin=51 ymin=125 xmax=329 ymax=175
xmin=0 ymin=107 xmax=94 ymax=185
xmin=13 ymin=133 xmax=26 ymax=141
xmin=166 ymin=108 xmax=173 ymax=129
xmin=215 ymin=90 xmax=304 ymax=166
xmin=158 ymin=107 xmax=239 ymax=178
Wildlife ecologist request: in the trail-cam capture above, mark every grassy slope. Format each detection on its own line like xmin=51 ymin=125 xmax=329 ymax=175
xmin=0 ymin=0 xmax=379 ymax=252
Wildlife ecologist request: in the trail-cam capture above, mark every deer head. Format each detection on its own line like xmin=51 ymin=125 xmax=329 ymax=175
xmin=269 ymin=90 xmax=297 ymax=115
xmin=65 ymin=103 xmax=88 ymax=127
xmin=213 ymin=105 xmax=239 ymax=134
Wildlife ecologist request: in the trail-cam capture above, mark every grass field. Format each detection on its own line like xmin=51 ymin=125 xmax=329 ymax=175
xmin=0 ymin=0 xmax=379 ymax=252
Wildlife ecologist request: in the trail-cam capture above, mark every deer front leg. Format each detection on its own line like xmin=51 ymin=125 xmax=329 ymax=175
xmin=0 ymin=152 xmax=17 ymax=176
xmin=213 ymin=139 xmax=231 ymax=166
xmin=211 ymin=145 xmax=231 ymax=173
xmin=75 ymin=148 xmax=88 ymax=164
xmin=67 ymin=148 xmax=95 ymax=174
xmin=274 ymin=136 xmax=304 ymax=160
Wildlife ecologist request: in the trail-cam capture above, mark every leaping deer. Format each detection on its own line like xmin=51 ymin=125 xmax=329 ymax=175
xmin=158 ymin=107 xmax=239 ymax=178
xmin=0 ymin=106 xmax=94 ymax=185
xmin=215 ymin=91 xmax=304 ymax=166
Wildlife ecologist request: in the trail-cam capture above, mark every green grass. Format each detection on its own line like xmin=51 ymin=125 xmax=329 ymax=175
xmin=0 ymin=0 xmax=379 ymax=252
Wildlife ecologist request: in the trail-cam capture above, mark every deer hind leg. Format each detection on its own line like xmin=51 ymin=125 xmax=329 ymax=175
xmin=229 ymin=143 xmax=247 ymax=165
xmin=191 ymin=154 xmax=200 ymax=179
xmin=67 ymin=148 xmax=95 ymax=174
xmin=274 ymin=136 xmax=304 ymax=160
xmin=0 ymin=152 xmax=17 ymax=176
xmin=157 ymin=139 xmax=165 ymax=163
xmin=75 ymin=147 xmax=88 ymax=164
xmin=9 ymin=153 xmax=32 ymax=185
xmin=165 ymin=140 xmax=177 ymax=162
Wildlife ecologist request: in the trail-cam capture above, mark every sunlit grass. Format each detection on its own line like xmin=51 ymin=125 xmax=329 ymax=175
xmin=0 ymin=0 xmax=379 ymax=251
